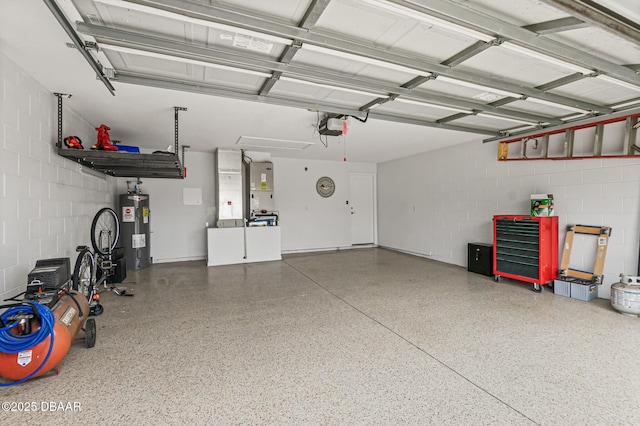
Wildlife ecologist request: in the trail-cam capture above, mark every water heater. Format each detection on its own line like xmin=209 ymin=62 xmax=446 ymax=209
xmin=119 ymin=193 xmax=151 ymax=270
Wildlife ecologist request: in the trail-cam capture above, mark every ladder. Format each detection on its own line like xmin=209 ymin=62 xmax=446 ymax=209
xmin=497 ymin=112 xmax=640 ymax=161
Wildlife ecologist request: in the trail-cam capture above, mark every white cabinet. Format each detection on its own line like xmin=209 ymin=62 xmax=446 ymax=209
xmin=207 ymin=227 xmax=281 ymax=266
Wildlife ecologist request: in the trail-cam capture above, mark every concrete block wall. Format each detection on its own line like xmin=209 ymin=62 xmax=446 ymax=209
xmin=378 ymin=136 xmax=640 ymax=299
xmin=1 ymin=52 xmax=117 ymax=302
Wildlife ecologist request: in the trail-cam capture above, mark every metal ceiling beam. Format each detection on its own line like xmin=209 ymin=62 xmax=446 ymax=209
xmin=540 ymin=0 xmax=640 ymax=45
xmin=401 ymin=76 xmax=432 ymax=90
xmin=483 ymin=107 xmax=640 ymax=143
xmin=299 ymin=0 xmax=332 ymax=29
xmin=536 ymin=73 xmax=588 ymax=91
xmin=370 ymin=111 xmax=497 ymax=135
xmin=109 ymin=0 xmax=612 ymax=114
xmin=464 ymin=73 xmax=591 ymax=112
xmin=114 ymin=70 xmax=497 ymax=135
xmin=78 ymin=23 xmax=562 ymax=124
xmin=361 ymin=98 xmax=389 ymax=110
xmin=259 ymin=41 xmax=301 ymax=96
xmin=114 ymin=71 xmax=367 ymax=118
xmin=260 ymin=0 xmax=329 ymax=96
xmin=441 ymin=40 xmax=492 ymax=67
xmin=43 ymin=0 xmax=115 ymax=95
xmin=522 ymin=17 xmax=588 ymax=34
xmin=413 ymin=16 xmax=590 ymax=117
xmin=436 ymin=112 xmax=472 ymax=124
xmin=488 ymin=98 xmax=517 ymax=108
xmin=258 ymin=76 xmax=279 ymax=96
xmin=392 ymin=0 xmax=639 ymax=85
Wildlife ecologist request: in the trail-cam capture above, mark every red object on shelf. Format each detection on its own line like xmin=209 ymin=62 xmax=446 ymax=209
xmin=493 ymin=215 xmax=558 ymax=286
xmin=92 ymin=124 xmax=118 ymax=151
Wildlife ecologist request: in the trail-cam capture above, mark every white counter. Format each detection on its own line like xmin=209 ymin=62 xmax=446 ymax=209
xmin=207 ymin=226 xmax=282 ymax=266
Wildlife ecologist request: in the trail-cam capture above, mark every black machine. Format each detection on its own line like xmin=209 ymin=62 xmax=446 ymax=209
xmin=24 ymin=258 xmax=72 ymax=305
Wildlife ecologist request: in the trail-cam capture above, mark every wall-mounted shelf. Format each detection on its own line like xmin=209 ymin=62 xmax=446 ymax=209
xmin=57 ymin=148 xmax=183 ymax=178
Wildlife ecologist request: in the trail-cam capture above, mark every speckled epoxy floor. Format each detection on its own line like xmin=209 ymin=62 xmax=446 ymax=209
xmin=2 ymin=248 xmax=639 ymax=425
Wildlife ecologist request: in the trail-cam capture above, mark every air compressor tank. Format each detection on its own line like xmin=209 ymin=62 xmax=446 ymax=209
xmin=0 ymin=291 xmax=90 ymax=380
xmin=119 ymin=193 xmax=151 ymax=269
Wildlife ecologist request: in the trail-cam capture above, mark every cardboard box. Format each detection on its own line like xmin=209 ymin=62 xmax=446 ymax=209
xmin=531 ymin=194 xmax=554 ymax=216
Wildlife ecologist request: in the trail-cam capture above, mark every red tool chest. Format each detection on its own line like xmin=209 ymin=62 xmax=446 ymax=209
xmin=493 ymin=215 xmax=559 ymax=292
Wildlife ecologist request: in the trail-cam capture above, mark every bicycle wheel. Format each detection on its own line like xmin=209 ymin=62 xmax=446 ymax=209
xmin=73 ymin=249 xmax=94 ymax=300
xmin=91 ymin=207 xmax=120 ymax=255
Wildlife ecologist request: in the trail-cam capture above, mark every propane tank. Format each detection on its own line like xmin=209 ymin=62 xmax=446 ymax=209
xmin=611 ymin=274 xmax=640 ymax=317
xmin=0 ymin=290 xmax=90 ymax=381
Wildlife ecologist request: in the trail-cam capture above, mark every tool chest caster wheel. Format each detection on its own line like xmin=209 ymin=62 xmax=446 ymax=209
xmin=532 ymin=283 xmax=542 ymax=293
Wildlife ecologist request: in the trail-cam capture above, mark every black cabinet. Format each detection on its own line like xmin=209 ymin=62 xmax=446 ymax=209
xmin=468 ymin=242 xmax=493 ymax=276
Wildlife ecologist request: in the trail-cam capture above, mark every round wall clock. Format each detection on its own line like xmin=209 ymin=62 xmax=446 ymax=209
xmin=316 ymin=176 xmax=335 ymax=198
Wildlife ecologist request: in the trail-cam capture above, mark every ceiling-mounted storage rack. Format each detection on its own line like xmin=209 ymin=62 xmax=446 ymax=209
xmin=496 ymin=112 xmax=640 ymax=161
xmin=58 ymin=149 xmax=183 ymax=178
xmin=55 ymin=94 xmax=186 ymax=179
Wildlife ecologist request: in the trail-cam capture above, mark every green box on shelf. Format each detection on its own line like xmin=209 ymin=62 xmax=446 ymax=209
xmin=531 ymin=194 xmax=554 ymax=216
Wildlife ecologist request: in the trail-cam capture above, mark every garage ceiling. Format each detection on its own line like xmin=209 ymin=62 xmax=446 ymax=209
xmin=2 ymin=0 xmax=639 ymax=163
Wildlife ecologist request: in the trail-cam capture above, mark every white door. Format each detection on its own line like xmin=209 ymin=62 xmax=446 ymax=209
xmin=349 ymin=173 xmax=375 ymax=245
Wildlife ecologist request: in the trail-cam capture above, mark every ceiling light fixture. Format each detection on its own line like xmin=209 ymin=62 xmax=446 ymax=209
xmin=394 ymin=97 xmax=472 ymax=113
xmin=360 ymin=0 xmax=495 ymax=42
xmin=525 ymin=97 xmax=591 ymax=114
xmin=100 ymin=43 xmax=273 ymax=77
xmin=596 ymin=75 xmax=640 ymax=92
xmin=302 ymin=44 xmax=431 ymax=77
xmin=236 ymin=136 xmax=314 ymax=150
xmin=499 ymin=41 xmax=593 ymax=75
xmin=279 ymin=76 xmax=387 ymax=98
xmin=435 ymin=75 xmax=523 ymax=98
xmin=476 ymin=112 xmax=538 ymax=125
xmin=93 ymin=0 xmax=293 ymax=46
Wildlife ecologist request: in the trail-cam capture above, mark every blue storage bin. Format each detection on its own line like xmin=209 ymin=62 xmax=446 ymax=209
xmin=116 ymin=145 xmax=140 ymax=153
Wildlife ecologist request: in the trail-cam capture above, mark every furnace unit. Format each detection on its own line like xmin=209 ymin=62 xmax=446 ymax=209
xmin=247 ymin=161 xmax=276 ymax=223
xmin=215 ymin=148 xmax=244 ymax=227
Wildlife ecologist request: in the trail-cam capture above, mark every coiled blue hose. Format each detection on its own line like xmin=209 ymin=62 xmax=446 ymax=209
xmin=0 ymin=303 xmax=55 ymax=386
